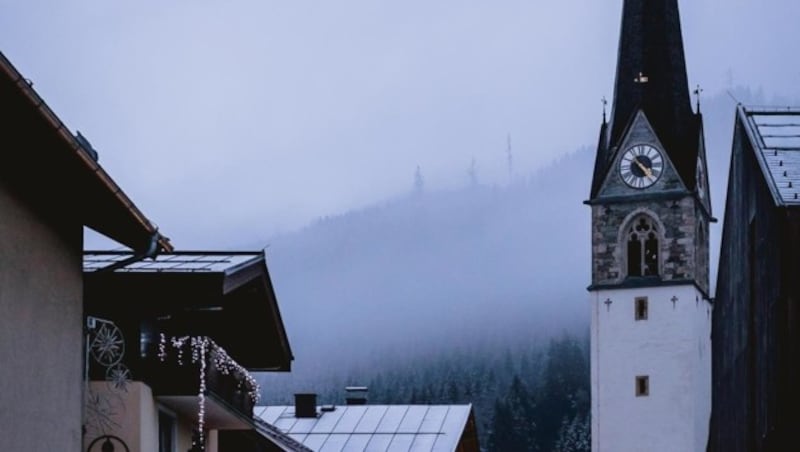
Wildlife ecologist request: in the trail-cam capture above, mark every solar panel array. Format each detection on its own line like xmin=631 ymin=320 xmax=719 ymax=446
xmin=83 ymin=252 xmax=260 ymax=273
xmin=254 ymin=404 xmax=472 ymax=452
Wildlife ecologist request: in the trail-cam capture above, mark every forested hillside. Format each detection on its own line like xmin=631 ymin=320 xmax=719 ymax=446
xmin=255 ymin=89 xmax=764 ymax=451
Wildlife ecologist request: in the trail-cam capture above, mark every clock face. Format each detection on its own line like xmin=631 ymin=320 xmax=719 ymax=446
xmin=619 ymin=144 xmax=664 ymax=189
xmin=697 ymin=161 xmax=705 ymax=199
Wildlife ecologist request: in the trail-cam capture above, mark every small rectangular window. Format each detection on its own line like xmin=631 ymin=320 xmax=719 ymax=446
xmin=635 ymin=297 xmax=648 ymax=320
xmin=636 ymin=376 xmax=649 ymax=397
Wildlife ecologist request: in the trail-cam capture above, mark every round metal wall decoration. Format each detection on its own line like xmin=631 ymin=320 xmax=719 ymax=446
xmin=87 ymin=435 xmax=130 ymax=452
xmin=90 ymin=321 xmax=125 ymax=367
xmin=105 ymin=363 xmax=132 ymax=392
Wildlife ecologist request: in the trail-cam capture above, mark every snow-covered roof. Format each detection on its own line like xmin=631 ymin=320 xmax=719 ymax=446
xmin=83 ymin=251 xmax=261 ymax=273
xmin=739 ymin=106 xmax=800 ymax=206
xmin=254 ymin=404 xmax=474 ymax=452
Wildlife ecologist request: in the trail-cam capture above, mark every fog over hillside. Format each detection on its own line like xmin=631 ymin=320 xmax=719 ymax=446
xmin=256 ymin=88 xmax=777 ymax=396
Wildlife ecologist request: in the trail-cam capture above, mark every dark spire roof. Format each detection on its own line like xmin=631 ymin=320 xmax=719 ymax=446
xmin=592 ymin=0 xmax=701 ymax=197
xmin=591 ymin=120 xmax=609 ymax=197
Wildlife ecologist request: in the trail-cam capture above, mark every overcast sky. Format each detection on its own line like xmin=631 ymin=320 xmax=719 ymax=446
xmin=2 ymin=0 xmax=799 ymax=249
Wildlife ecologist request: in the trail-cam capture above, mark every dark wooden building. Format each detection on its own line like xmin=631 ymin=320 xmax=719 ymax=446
xmin=83 ymin=251 xmax=293 ymax=451
xmin=709 ymin=106 xmax=800 ymax=451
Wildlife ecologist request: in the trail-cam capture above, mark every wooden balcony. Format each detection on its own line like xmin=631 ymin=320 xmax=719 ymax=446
xmin=142 ymin=336 xmax=259 ymax=430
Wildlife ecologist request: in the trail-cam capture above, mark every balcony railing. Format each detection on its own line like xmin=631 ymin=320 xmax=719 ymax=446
xmin=142 ymin=335 xmax=260 ymax=420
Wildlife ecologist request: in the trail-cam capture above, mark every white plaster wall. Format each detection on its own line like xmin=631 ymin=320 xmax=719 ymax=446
xmin=85 ymin=381 xmax=155 ymax=451
xmin=0 ymin=187 xmax=83 ymax=451
xmin=693 ymin=291 xmax=712 ymax=451
xmin=590 ymin=285 xmax=711 ymax=452
xmin=84 ymin=381 xmax=217 ymax=452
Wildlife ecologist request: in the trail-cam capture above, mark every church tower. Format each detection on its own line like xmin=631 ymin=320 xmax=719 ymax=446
xmin=587 ymin=1 xmax=713 ymax=451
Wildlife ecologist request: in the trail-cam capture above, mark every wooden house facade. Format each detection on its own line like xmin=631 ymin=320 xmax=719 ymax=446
xmin=83 ymin=251 xmax=293 ymax=452
xmin=709 ymin=106 xmax=800 ymax=451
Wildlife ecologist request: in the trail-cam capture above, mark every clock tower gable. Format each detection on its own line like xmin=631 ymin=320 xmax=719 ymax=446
xmin=694 ymin=123 xmax=713 ymax=216
xmin=595 ymin=110 xmax=687 ymax=200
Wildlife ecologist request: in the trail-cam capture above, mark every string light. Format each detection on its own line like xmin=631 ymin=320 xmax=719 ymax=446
xmin=157 ymin=334 xmax=261 ymax=450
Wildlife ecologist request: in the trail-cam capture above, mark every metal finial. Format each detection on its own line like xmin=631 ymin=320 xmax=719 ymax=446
xmin=602 ymin=97 xmax=608 ymax=122
xmin=694 ymin=84 xmax=704 ymax=112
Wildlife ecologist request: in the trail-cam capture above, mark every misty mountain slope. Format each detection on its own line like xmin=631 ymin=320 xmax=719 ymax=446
xmin=254 ymin=88 xmax=768 ymax=394
xmin=264 ymin=150 xmax=592 ymax=368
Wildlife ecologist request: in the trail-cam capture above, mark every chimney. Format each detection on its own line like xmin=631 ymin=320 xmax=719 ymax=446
xmin=294 ymin=393 xmax=317 ymax=418
xmin=345 ymin=386 xmax=368 ymax=405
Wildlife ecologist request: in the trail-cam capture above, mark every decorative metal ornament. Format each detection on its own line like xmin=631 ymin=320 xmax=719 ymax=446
xmin=87 ymin=435 xmax=130 ymax=452
xmin=84 ymin=390 xmax=123 ymax=437
xmin=106 ymin=363 xmax=131 ymax=392
xmin=90 ymin=321 xmax=125 ymax=367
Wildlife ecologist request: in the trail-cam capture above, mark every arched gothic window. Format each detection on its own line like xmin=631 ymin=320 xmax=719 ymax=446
xmin=626 ymin=216 xmax=659 ymax=277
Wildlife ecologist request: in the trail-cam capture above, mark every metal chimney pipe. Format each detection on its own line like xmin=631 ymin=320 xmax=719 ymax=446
xmin=345 ymin=386 xmax=368 ymax=405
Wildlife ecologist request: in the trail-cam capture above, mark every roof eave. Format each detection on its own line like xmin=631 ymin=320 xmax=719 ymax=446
xmin=0 ymin=52 xmax=172 ymax=253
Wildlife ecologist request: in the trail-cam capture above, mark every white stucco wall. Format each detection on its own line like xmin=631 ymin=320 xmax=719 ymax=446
xmin=0 ymin=186 xmax=83 ymax=451
xmin=85 ymin=381 xmax=216 ymax=452
xmin=590 ymin=285 xmax=711 ymax=452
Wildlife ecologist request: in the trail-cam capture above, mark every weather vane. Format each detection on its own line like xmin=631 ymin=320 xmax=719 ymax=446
xmin=694 ymin=84 xmax=704 ymax=112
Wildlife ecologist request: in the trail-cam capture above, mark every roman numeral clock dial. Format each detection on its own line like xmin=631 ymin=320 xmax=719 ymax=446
xmin=619 ymin=144 xmax=664 ymax=189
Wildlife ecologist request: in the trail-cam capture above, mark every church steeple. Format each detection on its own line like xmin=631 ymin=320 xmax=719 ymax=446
xmin=586 ymin=3 xmax=712 ymax=450
xmin=592 ymin=0 xmax=700 ymax=197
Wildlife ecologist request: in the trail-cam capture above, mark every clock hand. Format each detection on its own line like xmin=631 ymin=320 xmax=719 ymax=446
xmin=633 ymin=157 xmax=656 ymax=180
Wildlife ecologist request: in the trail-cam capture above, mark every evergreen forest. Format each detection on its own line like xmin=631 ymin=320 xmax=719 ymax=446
xmin=257 ymin=89 xmax=765 ymax=451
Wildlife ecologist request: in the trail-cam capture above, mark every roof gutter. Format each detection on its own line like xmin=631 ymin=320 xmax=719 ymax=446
xmin=91 ymin=232 xmax=162 ymax=274
xmin=0 ymin=52 xmax=173 ymax=253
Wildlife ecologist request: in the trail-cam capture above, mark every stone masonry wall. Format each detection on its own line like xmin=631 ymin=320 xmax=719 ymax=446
xmin=592 ymin=196 xmax=707 ymax=289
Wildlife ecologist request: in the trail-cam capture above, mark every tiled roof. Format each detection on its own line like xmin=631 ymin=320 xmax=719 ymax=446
xmin=739 ymin=106 xmax=800 ymax=206
xmin=254 ymin=404 xmax=473 ymax=452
